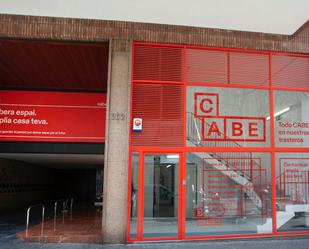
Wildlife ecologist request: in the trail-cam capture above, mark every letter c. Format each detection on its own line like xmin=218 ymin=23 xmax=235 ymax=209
xmin=200 ymin=98 xmax=213 ymax=114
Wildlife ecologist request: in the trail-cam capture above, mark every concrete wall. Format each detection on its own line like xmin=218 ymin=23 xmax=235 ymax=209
xmin=0 ymin=158 xmax=98 ymax=211
xmin=102 ymin=39 xmax=131 ymax=243
xmin=0 ymin=158 xmax=56 ymax=211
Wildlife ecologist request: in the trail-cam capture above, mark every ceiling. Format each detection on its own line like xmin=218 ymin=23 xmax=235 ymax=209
xmin=0 ymin=0 xmax=308 ymax=34
xmin=0 ymin=40 xmax=108 ymax=91
xmin=0 ymin=153 xmax=104 ymax=170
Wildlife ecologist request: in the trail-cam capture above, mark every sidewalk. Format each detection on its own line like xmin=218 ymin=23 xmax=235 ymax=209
xmin=1 ymin=237 xmax=309 ymax=249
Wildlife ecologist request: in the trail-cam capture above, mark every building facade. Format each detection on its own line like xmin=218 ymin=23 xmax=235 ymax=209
xmin=0 ymin=14 xmax=309 ymax=243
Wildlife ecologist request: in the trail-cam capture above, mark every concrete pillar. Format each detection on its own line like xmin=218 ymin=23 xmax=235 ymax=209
xmin=102 ymin=39 xmax=131 ymax=243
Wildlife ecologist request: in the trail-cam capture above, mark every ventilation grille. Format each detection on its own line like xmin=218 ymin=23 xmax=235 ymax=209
xmin=186 ymin=49 xmax=228 ymax=83
xmin=186 ymin=48 xmax=269 ymax=86
xmin=272 ymin=55 xmax=309 ymax=89
xmin=132 ymin=83 xmax=184 ymax=147
xmin=134 ymin=45 xmax=184 ymax=82
xmin=230 ymin=52 xmax=269 ymax=86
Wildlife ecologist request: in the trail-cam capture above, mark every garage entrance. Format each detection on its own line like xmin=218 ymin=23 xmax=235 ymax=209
xmin=0 ymin=39 xmax=108 ymax=244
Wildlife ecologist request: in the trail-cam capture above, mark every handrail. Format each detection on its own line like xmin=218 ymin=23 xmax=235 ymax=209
xmin=186 ymin=112 xmax=255 ymax=178
xmin=26 ymin=203 xmax=45 ymax=237
xmin=187 ymin=112 xmax=309 ymax=213
xmin=187 ymin=112 xmax=244 ymax=148
xmin=187 ymin=111 xmax=267 ymax=212
xmin=277 ymin=170 xmax=309 ymax=205
xmin=193 ymin=115 xmax=202 ymax=143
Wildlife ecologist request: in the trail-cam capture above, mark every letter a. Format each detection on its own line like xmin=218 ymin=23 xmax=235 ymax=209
xmin=207 ymin=121 xmax=221 ymax=137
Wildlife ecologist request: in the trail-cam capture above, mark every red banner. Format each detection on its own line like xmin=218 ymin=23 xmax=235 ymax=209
xmin=0 ymin=91 xmax=106 ymax=142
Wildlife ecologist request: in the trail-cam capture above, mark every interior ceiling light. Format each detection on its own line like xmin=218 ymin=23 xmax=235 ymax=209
xmin=166 ymin=154 xmax=179 ymax=159
xmin=266 ymin=107 xmax=290 ymax=121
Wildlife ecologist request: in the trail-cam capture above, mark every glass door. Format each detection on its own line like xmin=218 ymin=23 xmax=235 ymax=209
xmin=141 ymin=153 xmax=181 ymax=239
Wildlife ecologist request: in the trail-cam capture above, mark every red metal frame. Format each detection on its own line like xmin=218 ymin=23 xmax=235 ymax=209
xmin=180 ymin=46 xmax=187 ymax=240
xmin=133 ymin=41 xmax=309 ymax=57
xmin=136 ymin=150 xmax=184 ymax=241
xmin=127 ymin=41 xmax=309 ymax=243
xmin=188 ymin=81 xmax=270 ymax=90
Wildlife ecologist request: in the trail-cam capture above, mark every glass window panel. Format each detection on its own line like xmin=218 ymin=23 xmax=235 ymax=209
xmin=186 ymin=152 xmax=272 ymax=236
xmin=274 ymin=90 xmax=309 ymax=148
xmin=143 ymin=154 xmax=179 ymax=238
xmin=276 ymin=153 xmax=309 ymax=232
xmin=187 ymin=86 xmax=270 ymax=147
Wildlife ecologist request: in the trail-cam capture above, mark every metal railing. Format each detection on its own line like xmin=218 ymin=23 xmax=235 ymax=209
xmin=26 ymin=204 xmax=45 ymax=237
xmin=187 ymin=112 xmax=267 ymax=214
xmin=277 ymin=170 xmax=309 ymax=210
xmin=53 ymin=198 xmax=74 ymax=231
xmin=187 ymin=112 xmax=259 ymax=180
xmin=25 ymin=198 xmax=74 ymax=235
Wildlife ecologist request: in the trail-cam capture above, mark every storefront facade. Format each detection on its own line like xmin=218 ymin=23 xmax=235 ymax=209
xmin=128 ymin=42 xmax=309 ymax=241
xmin=0 ymin=14 xmax=308 ymax=243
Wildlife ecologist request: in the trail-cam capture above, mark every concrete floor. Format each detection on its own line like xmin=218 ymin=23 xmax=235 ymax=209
xmin=17 ymin=207 xmax=102 ymax=243
xmin=1 ymin=220 xmax=309 ymax=249
xmin=1 ymin=208 xmax=309 ymax=249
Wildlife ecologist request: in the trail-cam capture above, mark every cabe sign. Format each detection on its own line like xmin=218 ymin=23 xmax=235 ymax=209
xmin=0 ymin=90 xmax=106 ymax=142
xmin=194 ymin=93 xmax=266 ymax=142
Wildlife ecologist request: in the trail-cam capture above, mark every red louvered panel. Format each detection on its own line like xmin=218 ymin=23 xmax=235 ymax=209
xmin=132 ymin=83 xmax=184 ymax=147
xmin=272 ymin=55 xmax=309 ymax=88
xmin=186 ymin=49 xmax=228 ymax=83
xmin=230 ymin=52 xmax=269 ymax=86
xmin=133 ymin=45 xmax=183 ymax=82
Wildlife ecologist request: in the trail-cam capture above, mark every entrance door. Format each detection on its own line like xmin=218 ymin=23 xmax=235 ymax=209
xmin=141 ymin=153 xmax=182 ymax=239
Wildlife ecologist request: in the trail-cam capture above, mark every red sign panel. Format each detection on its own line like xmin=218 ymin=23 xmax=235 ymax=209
xmin=202 ymin=116 xmax=266 ymax=142
xmin=0 ymin=91 xmax=106 ymax=142
xmin=194 ymin=92 xmax=266 ymax=142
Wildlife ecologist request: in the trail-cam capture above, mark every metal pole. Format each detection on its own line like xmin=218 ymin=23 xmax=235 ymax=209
xmin=41 ymin=205 xmax=45 ymax=236
xmin=26 ymin=207 xmax=30 ymax=237
xmin=25 ymin=204 xmax=45 ymax=238
xmin=54 ymin=201 xmax=58 ymax=232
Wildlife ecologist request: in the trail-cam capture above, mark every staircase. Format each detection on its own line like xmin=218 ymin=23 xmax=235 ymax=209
xmin=187 ymin=112 xmax=309 ymax=231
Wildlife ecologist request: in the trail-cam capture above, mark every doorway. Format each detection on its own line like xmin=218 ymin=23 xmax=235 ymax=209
xmin=131 ymin=152 xmax=183 ymax=240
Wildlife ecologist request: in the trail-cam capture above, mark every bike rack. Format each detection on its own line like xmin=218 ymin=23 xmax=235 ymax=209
xmin=53 ymin=198 xmax=74 ymax=231
xmin=53 ymin=199 xmax=65 ymax=231
xmin=26 ymin=204 xmax=45 ymax=237
xmin=69 ymin=198 xmax=74 ymax=211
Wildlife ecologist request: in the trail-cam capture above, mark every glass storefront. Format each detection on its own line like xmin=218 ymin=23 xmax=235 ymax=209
xmin=186 ymin=152 xmax=272 ymax=236
xmin=143 ymin=154 xmax=179 ymax=238
xmin=274 ymin=90 xmax=309 ymax=147
xmin=128 ymin=43 xmax=309 ymax=241
xmin=186 ymin=86 xmax=270 ymax=148
xmin=276 ymin=153 xmax=309 ymax=232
